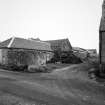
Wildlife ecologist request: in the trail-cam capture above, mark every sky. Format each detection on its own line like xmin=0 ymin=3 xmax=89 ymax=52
xmin=0 ymin=0 xmax=103 ymax=51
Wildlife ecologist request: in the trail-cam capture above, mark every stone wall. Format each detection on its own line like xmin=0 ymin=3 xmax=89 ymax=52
xmin=0 ymin=49 xmax=53 ymax=67
xmin=0 ymin=49 xmax=8 ymax=64
xmin=0 ymin=49 xmax=2 ymax=64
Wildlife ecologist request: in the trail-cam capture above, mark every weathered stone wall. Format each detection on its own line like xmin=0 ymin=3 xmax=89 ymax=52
xmin=6 ymin=49 xmax=53 ymax=66
xmin=0 ymin=49 xmax=2 ymax=64
xmin=0 ymin=49 xmax=8 ymax=64
xmin=46 ymin=52 xmax=54 ymax=61
xmin=0 ymin=48 xmax=53 ymax=67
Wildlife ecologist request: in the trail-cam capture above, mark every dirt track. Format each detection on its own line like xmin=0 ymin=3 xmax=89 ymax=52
xmin=0 ymin=64 xmax=105 ymax=105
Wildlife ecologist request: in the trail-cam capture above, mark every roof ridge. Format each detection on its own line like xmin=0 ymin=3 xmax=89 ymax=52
xmin=29 ymin=38 xmax=50 ymax=45
xmin=45 ymin=38 xmax=68 ymax=42
xmin=32 ymin=40 xmax=50 ymax=45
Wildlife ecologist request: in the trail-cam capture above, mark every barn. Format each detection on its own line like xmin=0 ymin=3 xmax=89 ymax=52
xmin=44 ymin=38 xmax=81 ymax=63
xmin=45 ymin=38 xmax=72 ymax=52
xmin=0 ymin=37 xmax=53 ymax=70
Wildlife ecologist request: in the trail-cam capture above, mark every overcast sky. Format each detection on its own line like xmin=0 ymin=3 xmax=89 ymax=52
xmin=0 ymin=0 xmax=103 ymax=50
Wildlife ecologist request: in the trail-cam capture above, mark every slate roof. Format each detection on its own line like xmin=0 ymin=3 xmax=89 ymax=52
xmin=0 ymin=37 xmax=52 ymax=51
xmin=45 ymin=38 xmax=72 ymax=52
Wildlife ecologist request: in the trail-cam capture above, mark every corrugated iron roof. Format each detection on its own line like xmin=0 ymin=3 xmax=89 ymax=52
xmin=72 ymin=47 xmax=87 ymax=52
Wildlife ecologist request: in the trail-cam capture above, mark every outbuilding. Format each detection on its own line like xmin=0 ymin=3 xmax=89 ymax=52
xmin=0 ymin=37 xmax=53 ymax=69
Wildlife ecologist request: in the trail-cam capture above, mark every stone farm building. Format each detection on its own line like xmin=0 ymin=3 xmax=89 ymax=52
xmin=45 ymin=38 xmax=74 ymax=63
xmin=0 ymin=37 xmax=53 ymax=68
xmin=45 ymin=38 xmax=72 ymax=52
